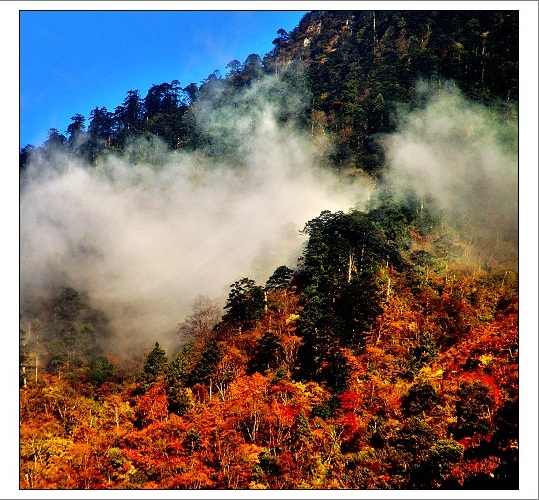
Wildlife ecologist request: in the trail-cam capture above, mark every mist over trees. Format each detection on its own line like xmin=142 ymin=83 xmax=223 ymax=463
xmin=19 ymin=10 xmax=519 ymax=491
xmin=20 ymin=10 xmax=517 ymax=174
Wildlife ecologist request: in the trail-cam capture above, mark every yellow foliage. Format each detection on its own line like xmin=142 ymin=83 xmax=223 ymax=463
xmin=418 ymin=365 xmax=443 ymax=378
xmin=479 ymin=354 xmax=494 ymax=366
xmin=286 ymin=313 xmax=300 ymax=324
xmin=249 ymin=481 xmax=268 ymax=489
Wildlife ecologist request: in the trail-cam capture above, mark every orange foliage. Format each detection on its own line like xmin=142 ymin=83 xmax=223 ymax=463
xmin=133 ymin=381 xmax=169 ymax=428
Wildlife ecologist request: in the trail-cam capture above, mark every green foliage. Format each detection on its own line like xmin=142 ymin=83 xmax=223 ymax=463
xmin=167 ymin=383 xmax=193 ymax=416
xmin=427 ymin=439 xmax=464 ymax=477
xmin=43 ymin=128 xmax=66 ymax=152
xmin=222 ymin=277 xmax=265 ymax=331
xmin=247 ymin=332 xmax=282 ymax=374
xmin=401 ymin=438 xmax=465 ymax=487
xmin=320 ymin=349 xmax=350 ymax=394
xmin=295 ymin=410 xmax=313 ymax=441
xmin=258 ymin=450 xmax=281 ymax=475
xmin=366 ymin=189 xmax=434 ymax=252
xmin=166 ymin=343 xmax=193 ymax=384
xmin=334 ymin=272 xmax=382 ymax=352
xmin=163 ymin=345 xmax=195 ymax=415
xmin=183 ymin=429 xmax=202 ymax=454
xmin=66 ymin=114 xmax=86 ymax=150
xmin=24 ymin=10 xmax=518 ymax=180
xmin=409 ymin=331 xmax=438 ymax=374
xmin=402 ymin=379 xmax=441 ymax=416
xmin=187 ymin=337 xmax=222 ymax=387
xmin=53 ymin=287 xmax=84 ymax=322
xmin=294 ymin=301 xmax=343 ymax=388
xmin=454 ymin=381 xmax=494 ymax=438
xmin=311 ymin=395 xmax=341 ymax=420
xmin=295 ymin=210 xmax=385 ymax=389
xmin=390 ymin=416 xmax=436 ymax=483
xmin=300 ymin=210 xmax=387 ymax=289
xmin=35 ymin=287 xmax=112 ymax=376
xmin=140 ymin=342 xmax=168 ymax=385
xmin=88 ymin=355 xmax=114 ymax=385
xmin=265 ymin=265 xmax=294 ymax=292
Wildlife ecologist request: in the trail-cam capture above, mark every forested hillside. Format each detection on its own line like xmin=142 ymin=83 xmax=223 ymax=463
xmin=20 ymin=10 xmax=517 ymax=174
xmin=20 ymin=10 xmax=518 ymax=490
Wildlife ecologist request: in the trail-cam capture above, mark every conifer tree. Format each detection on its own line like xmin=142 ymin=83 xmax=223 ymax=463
xmin=140 ymin=342 xmax=168 ymax=384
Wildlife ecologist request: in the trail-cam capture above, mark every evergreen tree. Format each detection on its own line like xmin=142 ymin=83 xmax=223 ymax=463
xmin=454 ymin=381 xmax=494 ymax=438
xmin=402 ymin=379 xmax=441 ymax=416
xmin=265 ymin=265 xmax=294 ymax=292
xmin=247 ymin=331 xmax=282 ymax=374
xmin=295 ymin=410 xmax=313 ymax=441
xmin=66 ymin=114 xmax=86 ymax=151
xmin=187 ymin=337 xmax=222 ymax=387
xmin=140 ymin=342 xmax=168 ymax=385
xmin=88 ymin=355 xmax=114 ymax=385
xmin=222 ymin=277 xmax=265 ymax=331
xmin=43 ymin=128 xmax=67 ymax=153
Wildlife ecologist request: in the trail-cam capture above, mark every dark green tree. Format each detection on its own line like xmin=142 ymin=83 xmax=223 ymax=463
xmin=222 ymin=277 xmax=265 ymax=331
xmin=258 ymin=450 xmax=280 ymax=475
xmin=390 ymin=415 xmax=436 ymax=485
xmin=454 ymin=381 xmax=494 ymax=438
xmin=247 ymin=331 xmax=282 ymax=374
xmin=408 ymin=331 xmax=438 ymax=374
xmin=88 ymin=355 xmax=114 ymax=385
xmin=294 ymin=295 xmax=340 ymax=384
xmin=311 ymin=395 xmax=341 ymax=420
xmin=183 ymin=428 xmax=202 ymax=454
xmin=402 ymin=379 xmax=441 ymax=416
xmin=66 ymin=114 xmax=86 ymax=149
xmin=84 ymin=106 xmax=115 ymax=161
xmin=294 ymin=210 xmax=385 ymax=387
xmin=144 ymin=80 xmax=182 ymax=118
xmin=187 ymin=337 xmax=222 ymax=387
xmin=19 ymin=144 xmax=36 ymax=172
xmin=241 ymin=53 xmax=264 ymax=84
xmin=165 ymin=342 xmax=195 ymax=415
xmin=417 ymin=439 xmax=464 ymax=487
xmin=53 ymin=287 xmax=84 ymax=322
xmin=43 ymin=128 xmax=66 ymax=152
xmin=300 ymin=210 xmax=387 ymax=295
xmin=41 ymin=287 xmax=109 ymax=376
xmin=265 ymin=265 xmax=294 ymax=292
xmin=117 ymin=90 xmax=143 ymax=130
xmin=183 ymin=82 xmax=199 ymax=104
xmin=140 ymin=342 xmax=168 ymax=385
xmin=167 ymin=383 xmax=193 ymax=416
xmin=88 ymin=106 xmax=115 ymax=143
xmin=295 ymin=410 xmax=313 ymax=441
xmin=114 ymin=89 xmax=143 ymax=146
xmin=334 ymin=271 xmax=382 ymax=351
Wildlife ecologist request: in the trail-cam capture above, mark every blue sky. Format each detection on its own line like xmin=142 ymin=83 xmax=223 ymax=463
xmin=20 ymin=9 xmax=308 ymax=148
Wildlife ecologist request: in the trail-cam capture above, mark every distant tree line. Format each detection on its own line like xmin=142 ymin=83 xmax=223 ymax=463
xmin=20 ymin=10 xmax=518 ymax=176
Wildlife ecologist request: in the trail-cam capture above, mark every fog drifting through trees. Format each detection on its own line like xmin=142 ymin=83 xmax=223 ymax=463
xmin=19 ymin=77 xmax=517 ymax=355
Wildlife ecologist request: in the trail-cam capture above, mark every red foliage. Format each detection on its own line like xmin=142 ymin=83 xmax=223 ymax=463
xmin=133 ymin=382 xmax=169 ymax=427
xmin=338 ymin=389 xmax=362 ymax=411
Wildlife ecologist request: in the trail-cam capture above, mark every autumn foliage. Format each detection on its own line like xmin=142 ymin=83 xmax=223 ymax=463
xmin=20 ymin=204 xmax=518 ymax=490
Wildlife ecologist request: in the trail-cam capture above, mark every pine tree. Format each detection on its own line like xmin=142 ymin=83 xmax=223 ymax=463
xmin=187 ymin=338 xmax=222 ymax=387
xmin=140 ymin=342 xmax=168 ymax=385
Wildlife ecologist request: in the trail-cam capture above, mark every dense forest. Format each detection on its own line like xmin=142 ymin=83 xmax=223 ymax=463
xmin=19 ymin=10 xmax=519 ymax=490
